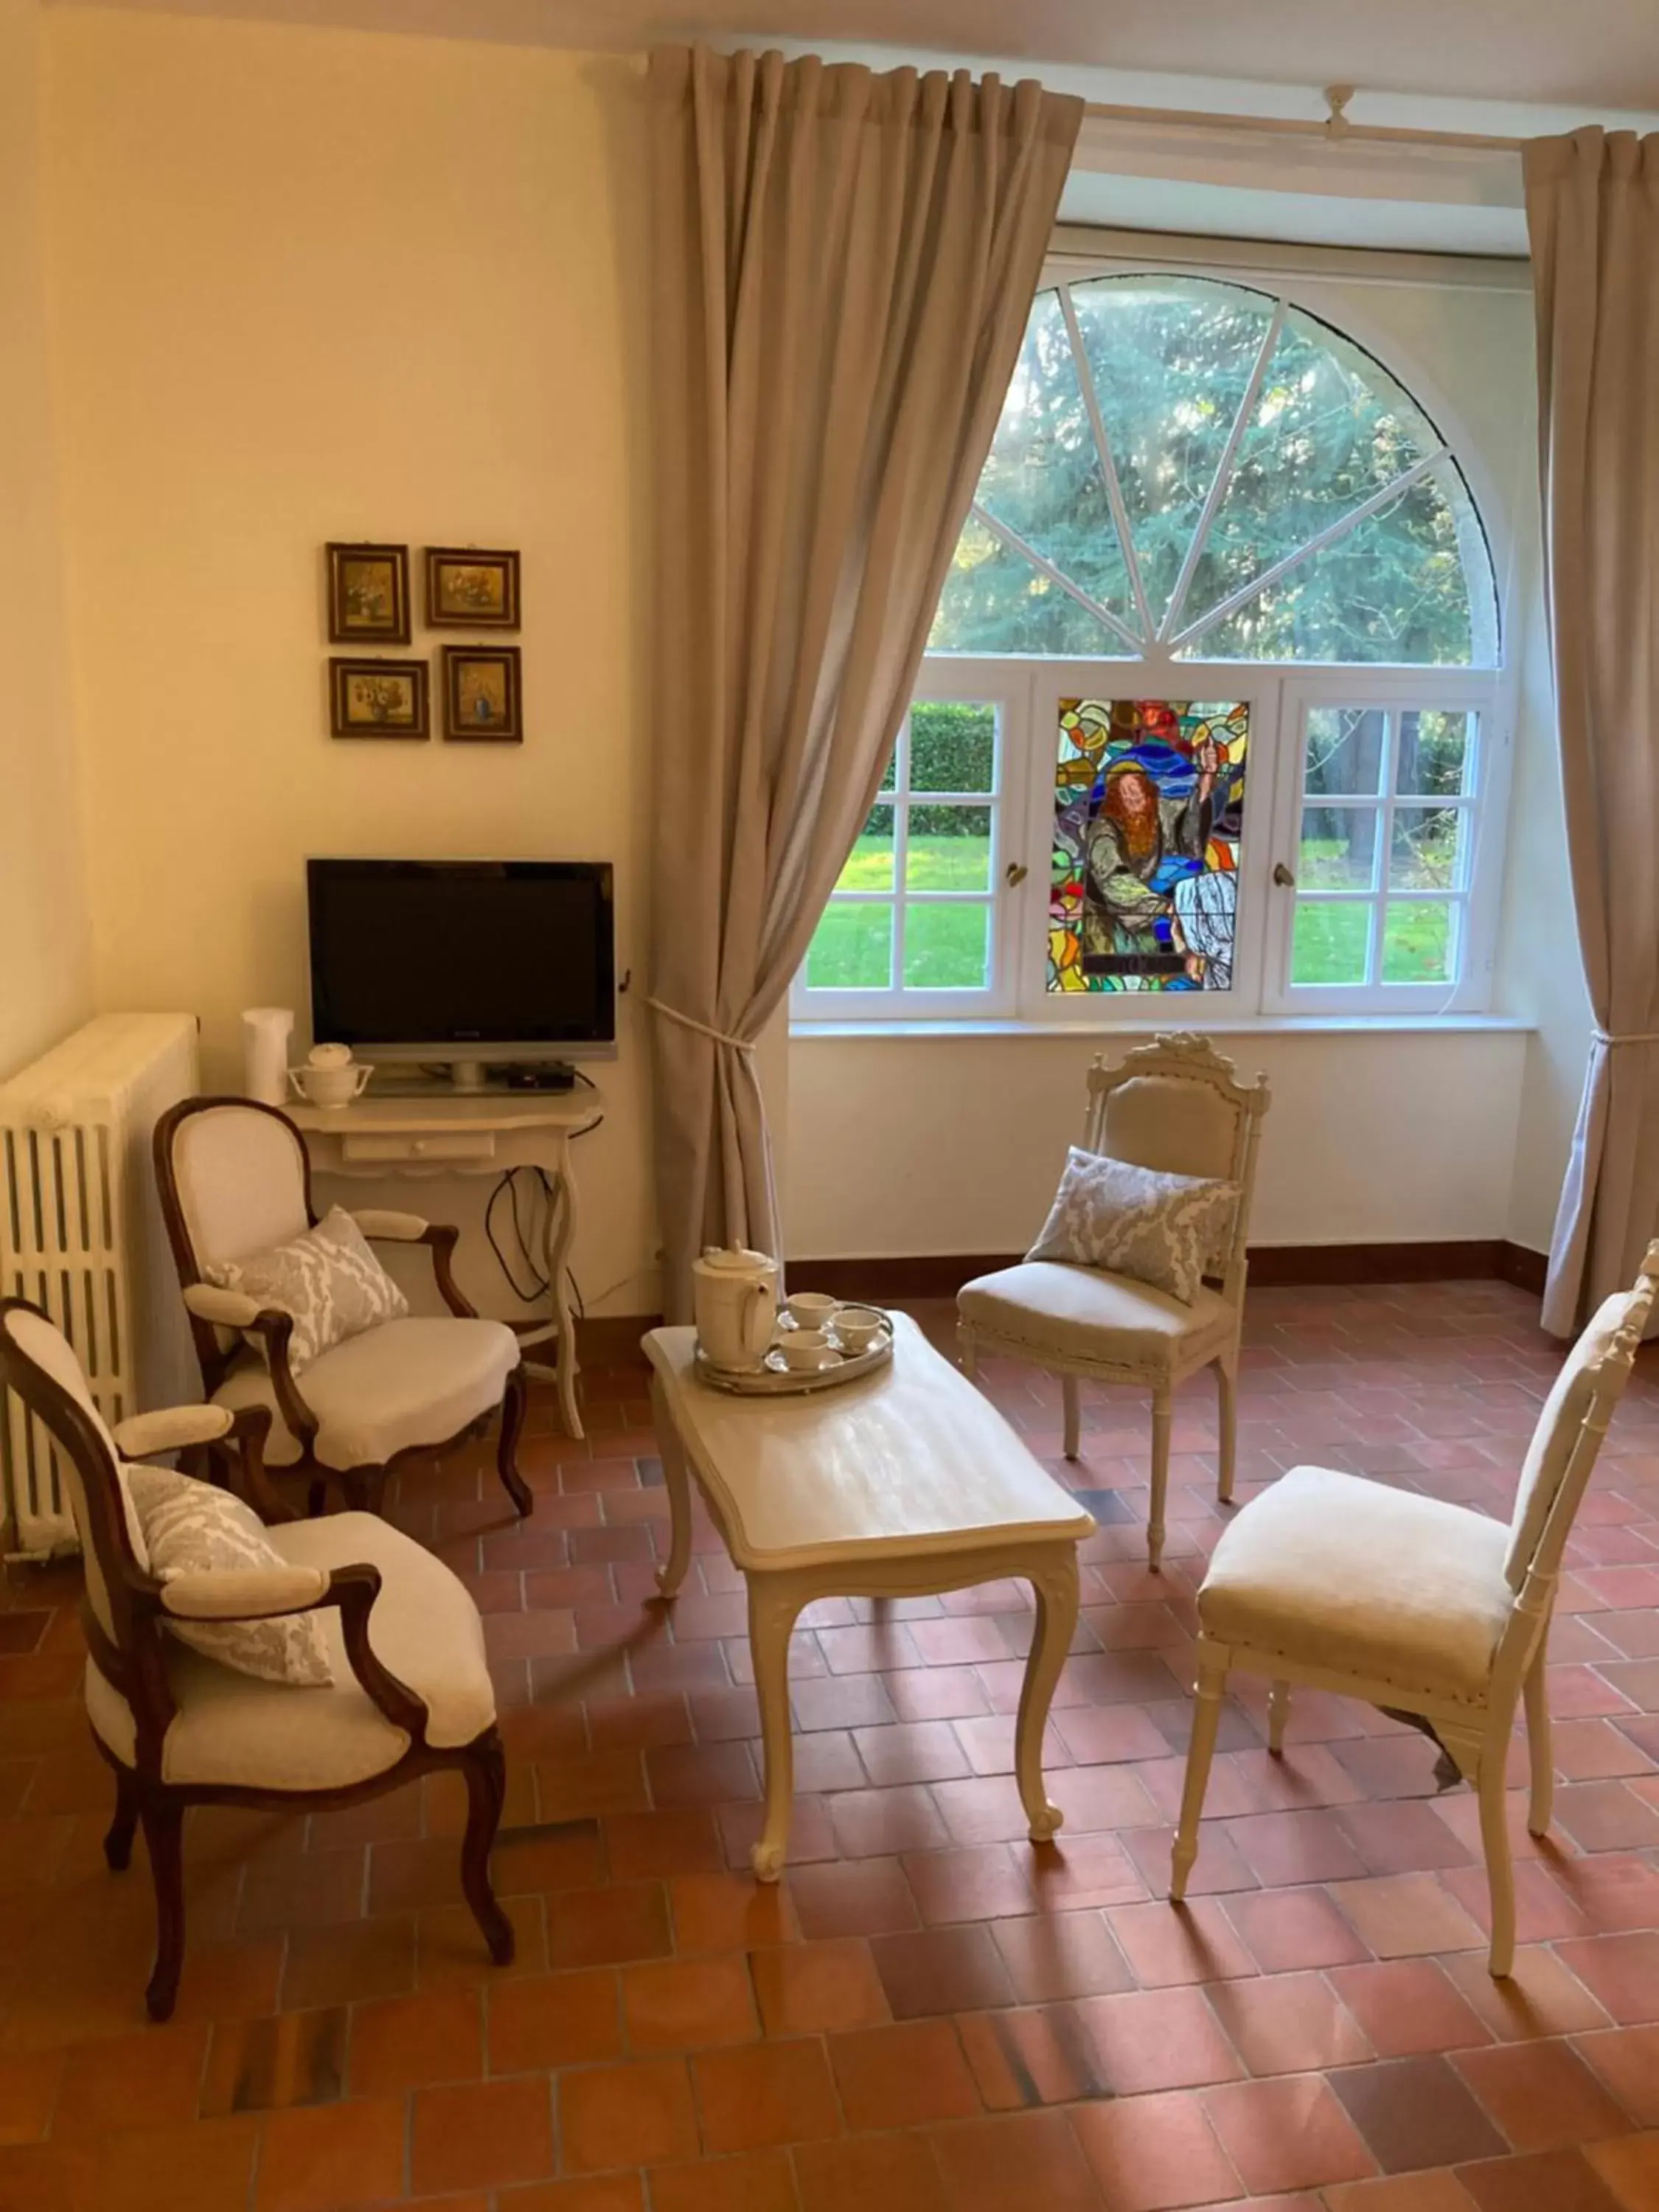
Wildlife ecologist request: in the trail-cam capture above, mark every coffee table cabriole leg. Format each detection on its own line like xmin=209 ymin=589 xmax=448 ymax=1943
xmin=650 ymin=1377 xmax=694 ymax=1599
xmin=748 ymin=1574 xmax=807 ymax=1882
xmin=1015 ymin=1550 xmax=1079 ymax=1843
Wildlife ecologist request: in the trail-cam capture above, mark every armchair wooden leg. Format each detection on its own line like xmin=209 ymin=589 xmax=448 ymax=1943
xmin=138 ymin=1794 xmax=187 ymax=2022
xmin=1172 ymin=1657 xmax=1224 ymax=1902
xmin=1148 ymin=1387 xmax=1172 ymax=1572
xmin=1215 ymin=1352 xmax=1238 ymax=1506
xmin=459 ymin=1732 xmax=515 ymax=1966
xmin=1267 ymin=1679 xmax=1290 ymax=1756
xmin=104 ymin=1763 xmax=139 ymax=1872
xmin=1061 ymin=1376 xmax=1081 ymax=1461
xmin=496 ymin=1365 xmax=533 ymax=1517
xmin=1523 ymin=1644 xmax=1554 ymax=1839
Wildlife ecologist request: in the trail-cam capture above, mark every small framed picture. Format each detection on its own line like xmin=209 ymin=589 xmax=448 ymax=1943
xmin=425 ymin=546 xmax=520 ymax=630
xmin=442 ymin=645 xmax=522 ymax=742
xmin=326 ymin=543 xmax=410 ymax=644
xmin=330 ymin=657 xmax=429 ymax=740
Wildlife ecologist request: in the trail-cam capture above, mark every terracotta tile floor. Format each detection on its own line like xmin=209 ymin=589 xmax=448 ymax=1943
xmin=2 ymin=1279 xmax=1658 ymax=2209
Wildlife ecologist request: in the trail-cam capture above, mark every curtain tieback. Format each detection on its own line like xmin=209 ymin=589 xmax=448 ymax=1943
xmin=645 ymin=998 xmax=757 ymax=1054
xmin=1592 ymin=1029 xmax=1659 ymax=1048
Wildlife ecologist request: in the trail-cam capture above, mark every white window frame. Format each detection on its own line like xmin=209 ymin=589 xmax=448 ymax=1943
xmin=790 ymin=659 xmax=1029 ymax=1021
xmin=793 ymin=250 xmax=1517 ymax=1032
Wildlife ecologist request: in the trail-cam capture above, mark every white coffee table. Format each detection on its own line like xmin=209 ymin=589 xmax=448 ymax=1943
xmin=643 ymin=1313 xmax=1096 ymax=1879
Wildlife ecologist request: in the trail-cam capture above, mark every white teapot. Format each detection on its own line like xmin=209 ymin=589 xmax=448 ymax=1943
xmin=289 ymin=1043 xmax=372 ymax=1108
xmin=692 ymin=1247 xmax=779 ymax=1374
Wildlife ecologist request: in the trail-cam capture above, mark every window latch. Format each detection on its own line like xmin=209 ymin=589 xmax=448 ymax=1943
xmin=1273 ymin=861 xmax=1296 ymax=888
xmin=1004 ymin=862 xmax=1029 ymax=888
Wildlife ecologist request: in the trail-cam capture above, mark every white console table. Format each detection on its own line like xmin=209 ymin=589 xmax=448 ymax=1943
xmin=288 ymin=1088 xmax=601 ymax=1439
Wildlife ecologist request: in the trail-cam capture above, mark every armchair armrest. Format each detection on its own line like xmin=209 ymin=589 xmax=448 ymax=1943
xmin=113 ymin=1404 xmax=234 ymax=1459
xmin=350 ymin=1208 xmax=430 ymax=1241
xmin=183 ymin=1282 xmax=262 ymax=1329
xmin=159 ymin=1564 xmax=328 ymax=1619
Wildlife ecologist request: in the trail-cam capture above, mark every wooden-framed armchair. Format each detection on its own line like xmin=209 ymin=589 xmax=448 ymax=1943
xmin=958 ymin=1033 xmax=1270 ymax=1570
xmin=0 ymin=1295 xmax=515 ymax=2022
xmin=155 ymin=1096 xmax=532 ymax=1517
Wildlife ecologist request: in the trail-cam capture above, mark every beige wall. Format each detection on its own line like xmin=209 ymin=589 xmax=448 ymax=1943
xmin=0 ymin=0 xmax=90 ymax=1079
xmin=44 ymin=9 xmax=656 ymax=1314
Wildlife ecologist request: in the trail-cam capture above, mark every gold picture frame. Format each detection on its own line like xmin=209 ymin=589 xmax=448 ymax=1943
xmin=330 ymin=657 xmax=429 ymax=740
xmin=442 ymin=645 xmax=522 ymax=743
xmin=425 ymin=546 xmax=520 ymax=630
xmin=326 ymin=543 xmax=411 ymax=644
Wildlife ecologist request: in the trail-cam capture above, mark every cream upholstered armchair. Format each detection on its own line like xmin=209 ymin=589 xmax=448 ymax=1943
xmin=1171 ymin=1243 xmax=1659 ymax=1978
xmin=0 ymin=1296 xmax=515 ymax=2021
xmin=156 ymin=1097 xmax=532 ymax=1517
xmin=958 ymin=1033 xmax=1269 ymax=1570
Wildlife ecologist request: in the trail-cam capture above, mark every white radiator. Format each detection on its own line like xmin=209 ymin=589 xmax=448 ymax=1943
xmin=1 ymin=1013 xmax=199 ymax=1557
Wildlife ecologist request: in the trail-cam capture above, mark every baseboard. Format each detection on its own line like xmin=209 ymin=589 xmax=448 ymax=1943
xmin=790 ymin=1241 xmax=1552 ymax=1301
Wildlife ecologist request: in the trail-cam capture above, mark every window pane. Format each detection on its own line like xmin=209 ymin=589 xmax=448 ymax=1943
xmin=1300 ymin=806 xmax=1379 ymax=890
xmin=973 ymin=289 xmax=1138 ymax=627
xmin=1069 ymin=274 xmax=1279 ymax=628
xmin=1293 ymin=901 xmax=1371 ymax=984
xmin=835 ymin=803 xmax=894 ymax=891
xmin=1382 ymin=898 xmax=1455 ymax=983
xmin=1050 ymin=697 xmax=1248 ymax=993
xmin=910 ymin=700 xmax=995 ymax=793
xmin=902 ymin=902 xmax=990 ymax=990
xmin=805 ymin=904 xmax=893 ymax=990
xmin=1398 ymin=709 xmax=1470 ymax=796
xmin=930 ymin=512 xmax=1134 ymax=655
xmin=879 ymin=751 xmax=896 ymax=795
xmin=1304 ymin=707 xmax=1385 ymax=796
xmin=907 ymin=805 xmax=992 ymax=890
xmin=1390 ymin=807 xmax=1462 ymax=890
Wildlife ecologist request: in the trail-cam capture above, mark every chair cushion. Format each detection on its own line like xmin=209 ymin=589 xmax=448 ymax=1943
xmin=1199 ymin=1466 xmax=1514 ymax=1703
xmin=959 ymin=1260 xmax=1234 ymax=1372
xmin=214 ymin=1316 xmax=519 ymax=1469
xmin=206 ymin=1206 xmax=409 ymax=1374
xmin=1025 ymin=1147 xmax=1237 ymax=1304
xmin=126 ymin=1464 xmax=333 ymax=1687
xmin=85 ymin=1511 xmax=495 ymax=1787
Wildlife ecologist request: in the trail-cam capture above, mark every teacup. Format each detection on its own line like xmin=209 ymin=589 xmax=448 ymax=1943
xmin=780 ymin=1328 xmax=836 ymax=1372
xmin=832 ymin=1304 xmax=886 ymax=1354
xmin=785 ymin=1291 xmax=839 ymax=1329
xmin=290 ymin=1060 xmax=372 ymax=1108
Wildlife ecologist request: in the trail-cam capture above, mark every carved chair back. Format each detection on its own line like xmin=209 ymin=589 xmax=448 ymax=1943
xmin=155 ymin=1097 xmax=319 ymax=1392
xmin=1081 ymin=1032 xmax=1269 ymax=1309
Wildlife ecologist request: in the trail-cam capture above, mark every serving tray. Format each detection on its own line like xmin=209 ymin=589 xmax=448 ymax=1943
xmin=692 ymin=1312 xmax=895 ymax=1397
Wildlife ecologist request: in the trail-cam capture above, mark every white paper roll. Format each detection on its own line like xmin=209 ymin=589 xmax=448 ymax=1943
xmin=242 ymin=1007 xmax=294 ymax=1107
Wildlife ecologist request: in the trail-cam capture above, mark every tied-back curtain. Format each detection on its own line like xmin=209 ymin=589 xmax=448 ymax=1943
xmin=1524 ymin=129 xmax=1659 ymax=1335
xmin=647 ymin=46 xmax=1082 ymax=1319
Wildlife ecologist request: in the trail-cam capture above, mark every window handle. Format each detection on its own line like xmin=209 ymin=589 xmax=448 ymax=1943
xmin=1004 ymin=862 xmax=1029 ymax=888
xmin=1273 ymin=861 xmax=1297 ymax=888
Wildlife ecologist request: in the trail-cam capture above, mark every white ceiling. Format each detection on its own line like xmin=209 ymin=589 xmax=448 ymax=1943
xmin=51 ymin=0 xmax=1659 ymax=114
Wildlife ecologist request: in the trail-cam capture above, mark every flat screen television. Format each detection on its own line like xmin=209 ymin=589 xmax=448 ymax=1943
xmin=307 ymin=858 xmax=615 ymax=1075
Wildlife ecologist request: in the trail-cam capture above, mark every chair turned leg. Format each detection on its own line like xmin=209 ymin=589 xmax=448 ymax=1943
xmin=1061 ymin=1375 xmax=1081 ymax=1461
xmin=138 ymin=1795 xmax=186 ymax=2022
xmin=496 ymin=1365 xmax=533 ymax=1518
xmin=1523 ymin=1644 xmax=1554 ymax=1840
xmin=1171 ymin=1660 xmax=1224 ymax=1902
xmin=1477 ymin=1742 xmax=1517 ymax=1978
xmin=1267 ymin=1680 xmax=1290 ymax=1756
xmin=459 ymin=1733 xmax=515 ymax=1966
xmin=1215 ymin=1354 xmax=1238 ymax=1506
xmin=104 ymin=1764 xmax=139 ymax=1872
xmin=1148 ymin=1388 xmax=1173 ymax=1572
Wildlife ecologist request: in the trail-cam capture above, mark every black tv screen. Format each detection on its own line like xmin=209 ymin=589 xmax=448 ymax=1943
xmin=307 ymin=859 xmax=615 ymax=1049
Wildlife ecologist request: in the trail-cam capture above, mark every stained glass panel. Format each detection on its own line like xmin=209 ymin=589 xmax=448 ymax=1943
xmin=1048 ymin=698 xmax=1248 ymax=994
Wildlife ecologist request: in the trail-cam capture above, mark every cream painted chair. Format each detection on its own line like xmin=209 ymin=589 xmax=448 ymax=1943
xmin=156 ymin=1097 xmax=532 ymax=1518
xmin=957 ymin=1033 xmax=1269 ymax=1570
xmin=1170 ymin=1242 xmax=1659 ymax=1977
xmin=0 ymin=1297 xmax=515 ymax=2021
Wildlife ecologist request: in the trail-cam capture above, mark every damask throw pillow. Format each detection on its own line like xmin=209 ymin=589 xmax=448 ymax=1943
xmin=1026 ymin=1147 xmax=1239 ymax=1306
xmin=205 ymin=1206 xmax=408 ymax=1373
xmin=125 ymin=1464 xmax=333 ymax=1687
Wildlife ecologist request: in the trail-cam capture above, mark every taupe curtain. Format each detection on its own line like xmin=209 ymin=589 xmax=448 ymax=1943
xmin=646 ymin=46 xmax=1082 ymax=1319
xmin=1525 ymin=129 xmax=1659 ymax=1335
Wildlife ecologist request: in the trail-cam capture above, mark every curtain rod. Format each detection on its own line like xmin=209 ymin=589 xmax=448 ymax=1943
xmin=1082 ymin=85 xmax=1523 ymax=156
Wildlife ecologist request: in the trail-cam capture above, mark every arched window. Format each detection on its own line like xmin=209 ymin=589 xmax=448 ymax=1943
xmin=799 ymin=268 xmax=1508 ymax=1022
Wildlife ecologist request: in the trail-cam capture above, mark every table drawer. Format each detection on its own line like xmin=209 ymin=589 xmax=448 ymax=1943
xmin=340 ymin=1131 xmax=498 ymax=1165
